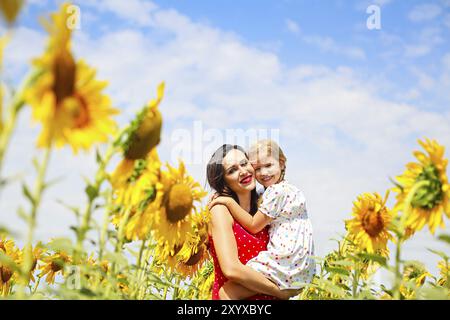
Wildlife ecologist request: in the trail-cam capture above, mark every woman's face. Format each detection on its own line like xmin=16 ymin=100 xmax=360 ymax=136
xmin=250 ymin=153 xmax=283 ymax=188
xmin=222 ymin=149 xmax=256 ymax=194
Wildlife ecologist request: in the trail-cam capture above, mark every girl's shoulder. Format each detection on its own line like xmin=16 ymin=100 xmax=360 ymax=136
xmin=263 ymin=180 xmax=292 ymax=198
xmin=274 ymin=180 xmax=306 ymax=200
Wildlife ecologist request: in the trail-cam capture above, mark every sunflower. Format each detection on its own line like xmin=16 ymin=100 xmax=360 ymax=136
xmin=186 ymin=259 xmax=214 ymax=299
xmin=0 ymin=0 xmax=24 ymax=24
xmin=123 ymin=82 xmax=164 ymax=160
xmin=25 ymin=3 xmax=118 ymax=152
xmin=340 ymin=236 xmax=381 ymax=281
xmin=153 ymin=242 xmax=183 ymax=273
xmin=400 ymin=261 xmax=431 ymax=299
xmin=437 ymin=260 xmax=449 ymax=287
xmin=345 ymin=191 xmax=393 ymax=255
xmin=152 ymin=161 xmax=207 ymax=254
xmin=393 ymin=138 xmax=450 ymax=235
xmin=110 ymin=150 xmax=162 ymax=241
xmin=176 ymin=242 xmax=209 ymax=278
xmin=109 ymin=81 xmax=164 ymax=197
xmin=39 ymin=251 xmax=72 ymax=285
xmin=0 ymin=237 xmax=21 ymax=296
xmin=19 ymin=243 xmax=44 ymax=284
xmin=111 ymin=148 xmax=161 ymax=210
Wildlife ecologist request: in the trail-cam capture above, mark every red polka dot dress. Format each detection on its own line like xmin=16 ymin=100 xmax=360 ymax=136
xmin=209 ymin=221 xmax=278 ymax=300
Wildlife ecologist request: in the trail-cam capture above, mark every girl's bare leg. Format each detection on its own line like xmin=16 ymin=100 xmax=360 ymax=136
xmin=219 ymin=281 xmax=257 ymax=300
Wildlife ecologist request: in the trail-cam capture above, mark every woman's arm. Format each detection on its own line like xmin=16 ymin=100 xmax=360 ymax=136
xmin=210 ymin=197 xmax=272 ymax=233
xmin=210 ymin=205 xmax=286 ymax=299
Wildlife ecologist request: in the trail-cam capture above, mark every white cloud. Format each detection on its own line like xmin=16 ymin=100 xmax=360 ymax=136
xmin=444 ymin=53 xmax=450 ymax=70
xmin=77 ymin=0 xmax=158 ymax=26
xmin=302 ymin=34 xmax=366 ymax=60
xmin=1 ymin=26 xmax=46 ymax=81
xmin=408 ymin=4 xmax=442 ymax=22
xmin=445 ymin=14 xmax=450 ymax=28
xmin=285 ymin=18 xmax=300 ymax=34
xmin=283 ymin=18 xmax=365 ymax=60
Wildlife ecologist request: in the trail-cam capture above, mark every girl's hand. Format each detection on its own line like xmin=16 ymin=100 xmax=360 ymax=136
xmin=208 ymin=196 xmax=231 ymax=210
xmin=207 ymin=192 xmax=220 ymax=206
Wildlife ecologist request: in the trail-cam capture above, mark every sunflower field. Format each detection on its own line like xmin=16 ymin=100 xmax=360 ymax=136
xmin=0 ymin=2 xmax=449 ymax=300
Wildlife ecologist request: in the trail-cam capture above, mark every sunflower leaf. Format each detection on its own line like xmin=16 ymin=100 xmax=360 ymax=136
xmin=85 ymin=184 xmax=98 ymax=202
xmin=22 ymin=183 xmax=35 ymax=206
xmin=437 ymin=234 xmax=450 ymax=246
xmin=0 ymin=251 xmax=22 ymax=275
xmin=427 ymin=248 xmax=449 ymax=260
xmin=357 ymin=252 xmax=387 ymax=266
xmin=324 ymin=266 xmax=350 ymax=276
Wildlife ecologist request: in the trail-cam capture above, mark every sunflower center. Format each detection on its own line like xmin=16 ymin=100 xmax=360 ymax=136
xmin=0 ymin=266 xmax=13 ymax=283
xmin=170 ymin=244 xmax=183 ymax=258
xmin=53 ymin=49 xmax=76 ymax=105
xmin=165 ymin=183 xmax=193 ymax=223
xmin=50 ymin=259 xmax=64 ymax=273
xmin=361 ymin=208 xmax=384 ymax=237
xmin=412 ymin=165 xmax=443 ymax=210
xmin=184 ymin=246 xmax=204 ymax=266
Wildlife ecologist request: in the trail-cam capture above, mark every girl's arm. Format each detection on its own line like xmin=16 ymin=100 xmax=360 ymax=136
xmin=210 ymin=205 xmax=288 ymax=299
xmin=209 ymin=197 xmax=272 ymax=233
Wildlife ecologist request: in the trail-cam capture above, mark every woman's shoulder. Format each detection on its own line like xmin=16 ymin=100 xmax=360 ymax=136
xmin=209 ymin=204 xmax=234 ymax=225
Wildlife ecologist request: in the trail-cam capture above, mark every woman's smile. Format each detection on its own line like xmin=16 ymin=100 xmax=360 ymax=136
xmin=240 ymin=174 xmax=253 ymax=185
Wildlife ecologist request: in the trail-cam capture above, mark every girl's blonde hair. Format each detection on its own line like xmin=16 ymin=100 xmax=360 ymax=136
xmin=248 ymin=139 xmax=287 ymax=182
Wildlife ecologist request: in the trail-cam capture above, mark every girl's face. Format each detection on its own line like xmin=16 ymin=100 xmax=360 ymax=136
xmin=250 ymin=153 xmax=283 ymax=188
xmin=222 ymin=149 xmax=256 ymax=194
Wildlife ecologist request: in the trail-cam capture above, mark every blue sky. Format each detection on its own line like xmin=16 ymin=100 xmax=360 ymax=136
xmin=16 ymin=0 xmax=450 ymax=111
xmin=2 ymin=0 xmax=450 ymax=281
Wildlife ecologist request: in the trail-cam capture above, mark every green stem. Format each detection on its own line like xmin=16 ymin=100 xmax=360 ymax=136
xmin=163 ymin=285 xmax=169 ymax=300
xmin=132 ymin=239 xmax=147 ymax=299
xmin=110 ymin=208 xmax=131 ymax=277
xmin=352 ymin=261 xmax=359 ymax=299
xmin=393 ymin=237 xmax=403 ymax=300
xmin=172 ymin=277 xmax=181 ymax=300
xmin=75 ymin=145 xmax=115 ymax=262
xmin=446 ymin=259 xmax=449 ymax=290
xmin=32 ymin=276 xmax=42 ymax=295
xmin=0 ymin=69 xmax=41 ymax=182
xmin=98 ymin=192 xmax=113 ymax=261
xmin=0 ymin=98 xmax=24 ymax=180
xmin=138 ymin=250 xmax=155 ymax=300
xmin=19 ymin=146 xmax=52 ymax=297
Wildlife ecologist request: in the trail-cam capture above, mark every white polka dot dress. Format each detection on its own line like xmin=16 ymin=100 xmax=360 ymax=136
xmin=246 ymin=180 xmax=316 ymax=289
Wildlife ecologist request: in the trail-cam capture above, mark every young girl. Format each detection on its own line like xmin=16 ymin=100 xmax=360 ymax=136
xmin=209 ymin=139 xmax=315 ymax=299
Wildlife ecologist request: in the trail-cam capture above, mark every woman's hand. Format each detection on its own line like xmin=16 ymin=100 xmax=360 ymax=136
xmin=208 ymin=196 xmax=231 ymax=210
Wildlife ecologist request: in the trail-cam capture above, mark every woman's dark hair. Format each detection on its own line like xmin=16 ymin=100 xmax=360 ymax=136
xmin=206 ymin=144 xmax=259 ymax=215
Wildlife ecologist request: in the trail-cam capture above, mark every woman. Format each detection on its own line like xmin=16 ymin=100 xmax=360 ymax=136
xmin=206 ymin=144 xmax=295 ymax=300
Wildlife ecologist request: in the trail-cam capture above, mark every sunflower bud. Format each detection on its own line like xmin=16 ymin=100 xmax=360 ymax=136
xmin=0 ymin=0 xmax=24 ymax=25
xmin=124 ymin=108 xmax=162 ymax=160
xmin=123 ymin=82 xmax=164 ymax=160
